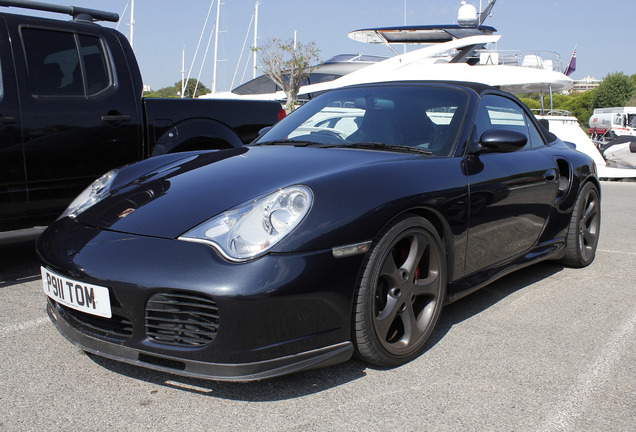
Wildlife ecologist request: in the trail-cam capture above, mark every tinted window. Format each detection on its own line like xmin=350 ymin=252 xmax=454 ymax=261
xmin=78 ymin=35 xmax=110 ymax=95
xmin=22 ymin=28 xmax=111 ymax=96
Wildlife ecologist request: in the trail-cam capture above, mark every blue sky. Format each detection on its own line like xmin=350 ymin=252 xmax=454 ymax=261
xmin=11 ymin=0 xmax=634 ymax=92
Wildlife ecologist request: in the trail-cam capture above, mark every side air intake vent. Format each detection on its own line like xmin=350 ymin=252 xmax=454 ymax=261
xmin=555 ymin=158 xmax=572 ymax=200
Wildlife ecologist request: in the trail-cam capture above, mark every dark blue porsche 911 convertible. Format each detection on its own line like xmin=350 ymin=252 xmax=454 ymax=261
xmin=37 ymin=81 xmax=601 ymax=381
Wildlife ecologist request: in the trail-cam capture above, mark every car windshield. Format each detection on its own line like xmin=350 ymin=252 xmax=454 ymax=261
xmin=254 ymin=85 xmax=469 ymax=156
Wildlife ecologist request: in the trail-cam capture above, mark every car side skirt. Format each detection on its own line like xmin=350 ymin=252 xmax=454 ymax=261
xmin=446 ymin=238 xmax=565 ymax=304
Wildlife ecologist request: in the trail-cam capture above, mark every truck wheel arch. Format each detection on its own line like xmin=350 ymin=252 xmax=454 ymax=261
xmin=152 ymin=118 xmax=244 ymax=156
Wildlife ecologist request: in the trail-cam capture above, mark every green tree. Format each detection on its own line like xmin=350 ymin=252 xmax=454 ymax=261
xmin=592 ymin=72 xmax=635 ymax=108
xmin=144 ymin=79 xmax=210 ymax=98
xmin=518 ymin=96 xmax=541 ymax=111
xmin=257 ymin=38 xmax=320 ymax=110
xmin=564 ymin=90 xmax=596 ymax=127
xmin=144 ymin=86 xmax=179 ymax=98
xmin=520 ymin=90 xmax=597 ymax=128
xmin=180 ymin=79 xmax=211 ymax=98
xmin=627 ymin=73 xmax=636 ymax=106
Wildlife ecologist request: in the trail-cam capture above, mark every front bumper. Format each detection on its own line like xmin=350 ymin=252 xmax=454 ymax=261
xmin=37 ymin=218 xmax=363 ymax=381
xmin=47 ymin=300 xmax=352 ymax=381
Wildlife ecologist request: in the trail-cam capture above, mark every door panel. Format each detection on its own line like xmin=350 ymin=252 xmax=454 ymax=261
xmin=12 ymin=22 xmax=141 ymax=217
xmin=0 ymin=17 xmax=27 ymax=229
xmin=465 ymin=94 xmax=558 ymax=274
xmin=465 ymin=150 xmax=557 ymax=273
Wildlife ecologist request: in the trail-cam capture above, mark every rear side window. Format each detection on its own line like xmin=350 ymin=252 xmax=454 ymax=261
xmin=525 ymin=113 xmax=546 ymax=148
xmin=21 ymin=28 xmax=112 ymax=96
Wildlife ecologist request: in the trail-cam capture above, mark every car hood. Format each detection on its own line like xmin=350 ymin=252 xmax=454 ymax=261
xmin=77 ymin=146 xmax=414 ymax=238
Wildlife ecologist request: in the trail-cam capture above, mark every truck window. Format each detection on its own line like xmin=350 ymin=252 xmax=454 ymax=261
xmin=78 ymin=35 xmax=110 ymax=95
xmin=21 ymin=28 xmax=111 ymax=96
xmin=613 ymin=114 xmax=626 ymax=127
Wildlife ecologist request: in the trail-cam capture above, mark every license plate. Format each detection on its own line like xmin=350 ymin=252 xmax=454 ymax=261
xmin=41 ymin=267 xmax=112 ymax=318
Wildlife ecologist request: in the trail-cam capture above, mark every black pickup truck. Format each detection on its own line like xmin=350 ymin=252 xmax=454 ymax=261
xmin=0 ymin=1 xmax=284 ymax=236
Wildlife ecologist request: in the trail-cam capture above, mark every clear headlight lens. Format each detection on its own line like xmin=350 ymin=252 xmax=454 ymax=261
xmin=59 ymin=169 xmax=118 ymax=219
xmin=179 ymin=185 xmax=313 ymax=261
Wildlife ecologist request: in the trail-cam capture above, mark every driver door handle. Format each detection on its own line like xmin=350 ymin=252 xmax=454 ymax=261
xmin=101 ymin=114 xmax=131 ymax=124
xmin=0 ymin=116 xmax=15 ymax=124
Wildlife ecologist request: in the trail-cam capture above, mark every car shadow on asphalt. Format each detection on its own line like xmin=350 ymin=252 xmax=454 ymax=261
xmin=89 ymin=352 xmax=370 ymax=400
xmin=425 ymin=260 xmax=565 ymax=350
xmin=87 ymin=260 xmax=565 ymax=401
xmin=0 ymin=238 xmax=41 ymax=286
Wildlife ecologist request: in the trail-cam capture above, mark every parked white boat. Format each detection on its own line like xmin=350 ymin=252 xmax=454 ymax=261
xmin=601 ymin=136 xmax=636 ymax=169
xmin=226 ymin=30 xmax=573 ymax=101
xmin=536 ymin=114 xmax=636 ymax=179
xmin=204 ymin=0 xmax=634 ymax=179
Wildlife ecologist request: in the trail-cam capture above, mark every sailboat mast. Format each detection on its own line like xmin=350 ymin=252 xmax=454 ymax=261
xmin=211 ymin=0 xmax=221 ymax=94
xmin=129 ymin=0 xmax=135 ymax=50
xmin=181 ymin=47 xmax=185 ymax=98
xmin=253 ymin=1 xmax=259 ymax=79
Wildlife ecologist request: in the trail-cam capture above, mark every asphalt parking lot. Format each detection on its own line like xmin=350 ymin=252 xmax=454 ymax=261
xmin=1 ymin=181 xmax=634 ymax=432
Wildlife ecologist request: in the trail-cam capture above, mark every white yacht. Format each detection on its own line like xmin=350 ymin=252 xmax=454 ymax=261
xmin=209 ymin=0 xmax=636 ymax=179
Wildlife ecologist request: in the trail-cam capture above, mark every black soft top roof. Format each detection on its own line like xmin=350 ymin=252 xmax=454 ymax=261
xmin=344 ymin=80 xmax=498 ymax=95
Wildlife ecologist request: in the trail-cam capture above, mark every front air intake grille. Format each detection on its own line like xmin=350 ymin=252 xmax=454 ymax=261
xmin=54 ymin=300 xmax=133 ymax=341
xmin=145 ymin=292 xmax=219 ymax=347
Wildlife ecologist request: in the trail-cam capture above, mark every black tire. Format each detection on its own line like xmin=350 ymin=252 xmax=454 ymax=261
xmin=562 ymin=182 xmax=601 ymax=267
xmin=353 ymin=215 xmax=446 ymax=367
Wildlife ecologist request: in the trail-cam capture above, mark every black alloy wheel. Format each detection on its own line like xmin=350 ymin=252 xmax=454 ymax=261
xmin=353 ymin=215 xmax=446 ymax=367
xmin=563 ymin=182 xmax=601 ymax=267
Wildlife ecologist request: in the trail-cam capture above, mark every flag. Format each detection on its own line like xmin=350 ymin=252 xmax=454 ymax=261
xmin=564 ymin=47 xmax=576 ymax=76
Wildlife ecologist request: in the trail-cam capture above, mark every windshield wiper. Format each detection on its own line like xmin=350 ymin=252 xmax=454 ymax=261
xmin=252 ymin=140 xmax=433 ymax=155
xmin=323 ymin=142 xmax=433 ymax=155
xmin=251 ymin=139 xmax=316 ymax=147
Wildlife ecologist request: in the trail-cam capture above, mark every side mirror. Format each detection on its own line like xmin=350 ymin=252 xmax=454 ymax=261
xmin=474 ymin=129 xmax=528 ymax=154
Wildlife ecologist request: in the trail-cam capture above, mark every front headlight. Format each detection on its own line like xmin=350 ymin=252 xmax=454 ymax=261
xmin=179 ymin=185 xmax=313 ymax=261
xmin=59 ymin=169 xmax=118 ymax=219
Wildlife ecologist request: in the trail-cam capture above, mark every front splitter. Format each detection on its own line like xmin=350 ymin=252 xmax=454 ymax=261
xmin=47 ymin=302 xmax=354 ymax=382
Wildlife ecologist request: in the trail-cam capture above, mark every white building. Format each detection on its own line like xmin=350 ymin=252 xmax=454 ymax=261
xmin=572 ymin=75 xmax=601 ymax=92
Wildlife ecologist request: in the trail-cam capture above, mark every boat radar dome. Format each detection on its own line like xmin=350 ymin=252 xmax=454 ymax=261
xmin=457 ymin=1 xmax=478 ymax=27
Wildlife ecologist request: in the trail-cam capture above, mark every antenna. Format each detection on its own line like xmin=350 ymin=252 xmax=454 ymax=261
xmin=458 ymin=2 xmax=478 ymax=27
xmin=479 ymin=0 xmax=497 ymax=26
